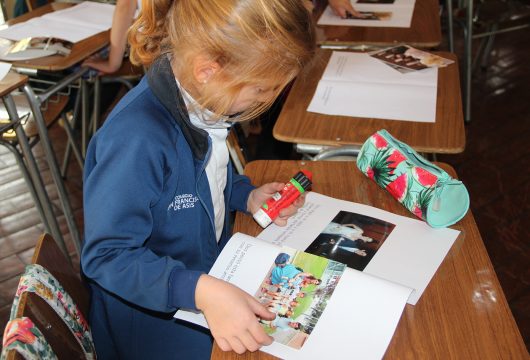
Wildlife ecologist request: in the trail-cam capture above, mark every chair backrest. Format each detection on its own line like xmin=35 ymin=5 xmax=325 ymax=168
xmin=24 ymin=0 xmax=53 ymax=12
xmin=226 ymin=125 xmax=248 ymax=175
xmin=3 ymin=233 xmax=91 ymax=360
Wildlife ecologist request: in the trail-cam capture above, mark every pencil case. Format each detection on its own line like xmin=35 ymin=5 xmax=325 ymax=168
xmin=356 ymin=129 xmax=469 ymax=228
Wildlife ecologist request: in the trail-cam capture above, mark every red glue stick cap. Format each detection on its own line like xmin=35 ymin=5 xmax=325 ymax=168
xmin=301 ymin=169 xmax=313 ymax=181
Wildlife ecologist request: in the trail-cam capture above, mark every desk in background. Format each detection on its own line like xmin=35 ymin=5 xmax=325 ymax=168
xmin=0 ymin=71 xmax=66 ymax=254
xmin=211 ymin=160 xmax=528 ymax=359
xmin=3 ymin=2 xmax=110 ymax=254
xmin=273 ymin=48 xmax=465 ymax=157
xmin=313 ymin=0 xmax=442 ymax=49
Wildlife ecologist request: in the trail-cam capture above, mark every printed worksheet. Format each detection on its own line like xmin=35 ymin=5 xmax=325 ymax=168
xmin=307 ymin=51 xmax=438 ymax=122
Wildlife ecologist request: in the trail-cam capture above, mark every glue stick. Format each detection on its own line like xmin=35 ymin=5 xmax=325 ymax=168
xmin=253 ymin=170 xmax=312 ymax=228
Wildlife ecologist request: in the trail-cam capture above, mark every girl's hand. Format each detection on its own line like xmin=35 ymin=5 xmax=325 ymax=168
xmin=328 ymin=0 xmax=362 ymax=18
xmin=82 ymin=54 xmax=122 ymax=74
xmin=195 ymin=275 xmax=275 ymax=354
xmin=247 ymin=183 xmax=307 ymax=226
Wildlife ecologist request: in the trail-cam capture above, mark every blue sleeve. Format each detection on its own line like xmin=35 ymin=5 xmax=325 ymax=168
xmin=81 ymin=122 xmax=201 ymax=313
xmin=271 ymin=267 xmax=283 ymax=285
xmin=281 ymin=265 xmax=301 ymax=279
xmin=227 ymin=172 xmax=255 ymax=213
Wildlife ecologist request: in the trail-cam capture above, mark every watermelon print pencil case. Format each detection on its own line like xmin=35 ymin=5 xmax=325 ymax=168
xmin=356 ymin=129 xmax=469 ymax=228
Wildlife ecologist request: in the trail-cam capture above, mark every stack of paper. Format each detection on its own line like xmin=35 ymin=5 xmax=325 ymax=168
xmin=0 ymin=2 xmax=115 ymax=43
xmin=307 ymin=51 xmax=438 ymax=122
xmin=317 ymin=0 xmax=416 ymax=28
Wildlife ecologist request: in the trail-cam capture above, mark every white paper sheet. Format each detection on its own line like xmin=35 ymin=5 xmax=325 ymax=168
xmin=175 ymin=233 xmax=411 ymax=360
xmin=307 ymin=51 xmax=438 ymax=122
xmin=0 ymin=2 xmax=115 ymax=43
xmin=257 ymin=192 xmax=460 ymax=305
xmin=0 ymin=62 xmax=12 ymax=81
xmin=317 ymin=0 xmax=416 ymax=28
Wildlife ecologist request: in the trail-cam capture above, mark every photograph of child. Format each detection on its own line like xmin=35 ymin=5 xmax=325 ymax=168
xmin=357 ymin=0 xmax=395 ymax=3
xmin=370 ymin=45 xmax=454 ymax=72
xmin=305 ymin=211 xmax=396 ymax=271
xmin=345 ymin=10 xmax=392 ymax=21
xmin=255 ymin=249 xmax=346 ymax=349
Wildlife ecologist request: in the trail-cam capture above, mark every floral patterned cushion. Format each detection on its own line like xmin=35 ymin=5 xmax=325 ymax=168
xmin=1 ymin=317 xmax=57 ymax=360
xmin=4 ymin=264 xmax=95 ymax=359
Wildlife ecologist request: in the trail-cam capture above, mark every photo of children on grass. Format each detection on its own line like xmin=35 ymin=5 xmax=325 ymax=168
xmin=305 ymin=211 xmax=396 ymax=271
xmin=255 ymin=249 xmax=346 ymax=349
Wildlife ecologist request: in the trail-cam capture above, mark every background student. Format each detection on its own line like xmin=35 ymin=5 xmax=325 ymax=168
xmin=82 ymin=0 xmax=139 ymax=74
xmin=81 ymin=0 xmax=316 ymax=359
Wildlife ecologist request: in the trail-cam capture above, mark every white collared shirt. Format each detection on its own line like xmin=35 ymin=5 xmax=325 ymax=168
xmin=176 ymin=78 xmax=230 ymax=242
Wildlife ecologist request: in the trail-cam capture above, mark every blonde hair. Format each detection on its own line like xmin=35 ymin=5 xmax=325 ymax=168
xmin=129 ymin=0 xmax=316 ymax=121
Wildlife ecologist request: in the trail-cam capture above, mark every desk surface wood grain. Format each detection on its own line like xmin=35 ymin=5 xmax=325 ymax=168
xmin=0 ymin=71 xmax=27 ymax=96
xmin=313 ymin=0 xmax=442 ymax=48
xmin=211 ymin=160 xmax=528 ymax=360
xmin=5 ymin=3 xmax=109 ymax=71
xmin=274 ymin=49 xmax=465 ymax=154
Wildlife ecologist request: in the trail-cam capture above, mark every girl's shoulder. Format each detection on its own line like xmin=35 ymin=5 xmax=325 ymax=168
xmin=100 ymin=79 xmax=181 ymax=139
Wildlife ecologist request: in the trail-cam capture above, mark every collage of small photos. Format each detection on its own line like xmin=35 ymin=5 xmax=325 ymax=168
xmin=254 ymin=210 xmax=396 ymax=349
xmin=369 ymin=45 xmax=454 ymax=73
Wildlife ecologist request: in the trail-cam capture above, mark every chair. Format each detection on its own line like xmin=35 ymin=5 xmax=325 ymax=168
xmin=227 ymin=123 xmax=249 ymax=175
xmin=310 ymin=145 xmax=360 ymax=161
xmin=445 ymin=0 xmax=530 ymax=122
xmin=1 ymin=233 xmax=93 ymax=359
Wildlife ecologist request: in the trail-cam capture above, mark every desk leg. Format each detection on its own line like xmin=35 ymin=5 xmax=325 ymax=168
xmin=2 ymin=94 xmax=67 ymax=257
xmin=22 ymin=84 xmax=82 ymax=257
xmin=81 ymin=78 xmax=89 ymax=158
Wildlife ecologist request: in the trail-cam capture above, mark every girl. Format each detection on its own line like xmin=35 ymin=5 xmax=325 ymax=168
xmin=80 ymin=0 xmax=316 ymax=359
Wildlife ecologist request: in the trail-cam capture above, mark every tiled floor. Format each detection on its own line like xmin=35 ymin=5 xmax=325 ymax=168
xmin=0 ymin=17 xmax=528 ymax=353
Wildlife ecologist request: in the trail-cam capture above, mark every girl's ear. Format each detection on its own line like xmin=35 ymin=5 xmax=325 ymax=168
xmin=192 ymin=54 xmax=221 ymax=84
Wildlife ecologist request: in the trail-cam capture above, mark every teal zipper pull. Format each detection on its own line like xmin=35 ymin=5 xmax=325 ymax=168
xmin=432 ymin=178 xmax=462 ymax=212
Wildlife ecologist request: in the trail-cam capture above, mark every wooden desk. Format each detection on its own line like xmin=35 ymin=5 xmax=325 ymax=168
xmin=313 ymin=0 xmax=442 ymax=49
xmin=273 ymin=49 xmax=465 ymax=155
xmin=6 ymin=3 xmax=109 ymax=71
xmin=1 ymin=3 xmax=111 ymax=254
xmin=0 ymin=71 xmax=65 ymax=254
xmin=211 ymin=160 xmax=528 ymax=359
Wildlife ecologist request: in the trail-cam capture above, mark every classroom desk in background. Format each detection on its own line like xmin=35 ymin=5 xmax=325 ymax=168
xmin=2 ymin=2 xmax=111 ymax=255
xmin=273 ymin=48 xmax=465 ymax=156
xmin=5 ymin=2 xmax=109 ymax=71
xmin=313 ymin=0 xmax=442 ymax=49
xmin=0 ymin=71 xmax=66 ymax=253
xmin=211 ymin=160 xmax=528 ymax=360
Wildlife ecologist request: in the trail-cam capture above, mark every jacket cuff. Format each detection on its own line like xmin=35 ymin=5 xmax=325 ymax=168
xmin=230 ymin=178 xmax=255 ymax=213
xmin=168 ymin=268 xmax=204 ymax=310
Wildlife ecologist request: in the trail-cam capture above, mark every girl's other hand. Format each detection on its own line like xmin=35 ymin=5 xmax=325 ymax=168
xmin=82 ymin=54 xmax=122 ymax=75
xmin=195 ymin=275 xmax=275 ymax=354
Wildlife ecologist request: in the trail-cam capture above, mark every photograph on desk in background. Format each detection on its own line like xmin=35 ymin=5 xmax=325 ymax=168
xmin=358 ymin=0 xmax=396 ymax=3
xmin=370 ymin=45 xmax=454 ymax=73
xmin=345 ymin=10 xmax=392 ymax=21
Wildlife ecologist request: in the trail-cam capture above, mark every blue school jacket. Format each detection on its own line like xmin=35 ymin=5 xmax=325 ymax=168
xmin=81 ymin=54 xmax=255 ymax=359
